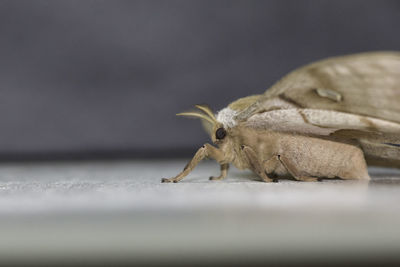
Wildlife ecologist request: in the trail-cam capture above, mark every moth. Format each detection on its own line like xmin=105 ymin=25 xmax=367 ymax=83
xmin=161 ymin=51 xmax=400 ymax=183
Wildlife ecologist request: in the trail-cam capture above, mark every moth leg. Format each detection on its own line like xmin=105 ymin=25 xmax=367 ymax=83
xmin=262 ymin=156 xmax=282 ymax=178
xmin=241 ymin=145 xmax=273 ymax=183
xmin=209 ymin=163 xmax=229 ymax=181
xmin=278 ymin=155 xmax=319 ymax=182
xmin=161 ymin=144 xmax=225 ymax=183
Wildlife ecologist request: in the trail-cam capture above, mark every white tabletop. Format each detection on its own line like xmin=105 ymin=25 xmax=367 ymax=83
xmin=0 ymin=159 xmax=399 ymax=265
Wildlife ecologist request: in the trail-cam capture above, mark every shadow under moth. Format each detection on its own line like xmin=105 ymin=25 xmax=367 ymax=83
xmin=161 ymin=51 xmax=400 ymax=183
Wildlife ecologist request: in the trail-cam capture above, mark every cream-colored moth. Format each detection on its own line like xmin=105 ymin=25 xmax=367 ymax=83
xmin=161 ymin=51 xmax=400 ymax=183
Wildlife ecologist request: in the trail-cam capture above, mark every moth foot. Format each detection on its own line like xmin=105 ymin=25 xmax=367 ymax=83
xmin=209 ymin=176 xmax=224 ymax=181
xmin=296 ymin=176 xmax=319 ymax=182
xmin=272 ymin=178 xmax=279 ymax=183
xmin=161 ymin=178 xmax=179 ymax=183
xmin=260 ymin=177 xmax=273 ymax=183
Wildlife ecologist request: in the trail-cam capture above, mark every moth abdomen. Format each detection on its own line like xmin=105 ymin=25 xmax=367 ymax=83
xmin=267 ymin=133 xmax=370 ymax=180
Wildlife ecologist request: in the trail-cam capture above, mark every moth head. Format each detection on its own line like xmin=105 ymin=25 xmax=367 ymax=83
xmin=177 ymin=104 xmax=228 ymax=144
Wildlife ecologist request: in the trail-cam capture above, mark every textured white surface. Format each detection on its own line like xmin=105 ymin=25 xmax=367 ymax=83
xmin=0 ymin=159 xmax=400 ymax=264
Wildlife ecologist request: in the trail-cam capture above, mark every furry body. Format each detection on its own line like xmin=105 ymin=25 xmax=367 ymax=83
xmin=161 ymin=52 xmax=399 ymax=183
xmin=231 ymin=128 xmax=369 ymax=181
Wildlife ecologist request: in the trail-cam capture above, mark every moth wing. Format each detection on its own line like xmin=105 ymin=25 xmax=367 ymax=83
xmin=236 ymin=52 xmax=400 ymax=165
xmin=244 ymin=109 xmax=400 ymax=141
xmin=236 ymin=51 xmax=400 ymax=124
xmin=237 ymin=51 xmax=400 ymax=137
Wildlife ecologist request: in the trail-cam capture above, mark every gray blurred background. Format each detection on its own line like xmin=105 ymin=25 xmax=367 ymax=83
xmin=0 ymin=0 xmax=399 ymax=159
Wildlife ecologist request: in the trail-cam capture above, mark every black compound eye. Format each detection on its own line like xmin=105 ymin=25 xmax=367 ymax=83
xmin=215 ymin=127 xmax=226 ymax=140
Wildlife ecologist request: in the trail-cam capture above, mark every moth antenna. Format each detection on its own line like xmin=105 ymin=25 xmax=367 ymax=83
xmin=195 ymin=104 xmax=217 ymax=122
xmin=176 ymin=111 xmax=215 ymax=124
